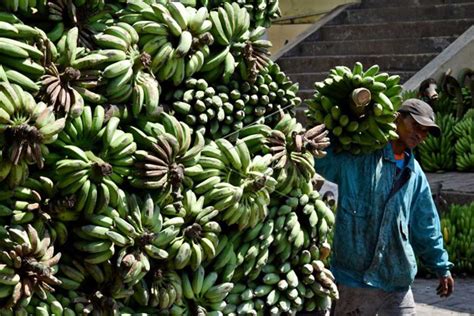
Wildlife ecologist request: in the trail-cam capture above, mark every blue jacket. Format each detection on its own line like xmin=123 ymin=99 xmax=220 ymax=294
xmin=316 ymin=144 xmax=452 ymax=291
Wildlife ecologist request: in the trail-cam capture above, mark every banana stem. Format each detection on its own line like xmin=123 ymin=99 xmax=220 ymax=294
xmin=352 ymin=87 xmax=371 ymax=105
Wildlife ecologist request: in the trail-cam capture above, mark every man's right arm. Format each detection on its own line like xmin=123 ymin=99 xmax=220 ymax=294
xmin=314 ymin=147 xmax=339 ymax=184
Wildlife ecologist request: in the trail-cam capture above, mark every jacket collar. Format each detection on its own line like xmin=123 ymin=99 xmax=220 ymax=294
xmin=383 ymin=143 xmax=415 ymax=172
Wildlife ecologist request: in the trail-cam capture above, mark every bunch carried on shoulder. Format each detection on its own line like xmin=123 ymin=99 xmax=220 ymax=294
xmin=306 ymin=62 xmax=403 ymax=155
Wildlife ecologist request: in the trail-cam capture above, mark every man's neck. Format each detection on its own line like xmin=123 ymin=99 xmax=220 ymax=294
xmin=391 ymin=140 xmax=406 ymax=155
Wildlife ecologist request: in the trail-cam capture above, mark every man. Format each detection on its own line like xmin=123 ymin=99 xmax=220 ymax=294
xmin=316 ymin=99 xmax=454 ymax=315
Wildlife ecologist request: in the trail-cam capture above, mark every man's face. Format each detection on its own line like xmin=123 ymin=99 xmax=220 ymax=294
xmin=396 ymin=114 xmax=431 ymax=149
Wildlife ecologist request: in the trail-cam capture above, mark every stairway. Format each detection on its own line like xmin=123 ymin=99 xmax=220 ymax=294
xmin=276 ymin=0 xmax=474 ymax=101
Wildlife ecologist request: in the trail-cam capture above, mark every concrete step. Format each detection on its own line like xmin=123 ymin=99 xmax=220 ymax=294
xmin=307 ymin=19 xmax=474 ymax=41
xmin=329 ymin=3 xmax=474 ymax=25
xmin=287 ymin=71 xmax=416 ymax=90
xmin=360 ymin=0 xmax=474 ymax=9
xmin=278 ymin=53 xmax=438 ymax=73
xmin=298 ymin=90 xmax=314 ymax=102
xmin=283 ymin=36 xmax=456 ymax=57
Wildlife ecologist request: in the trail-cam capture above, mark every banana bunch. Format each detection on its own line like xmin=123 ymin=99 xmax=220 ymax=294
xmin=0 ymin=18 xmax=45 ymax=90
xmin=236 ymin=123 xmax=272 ymax=155
xmin=72 ymin=210 xmax=117 ymax=266
xmin=0 ymin=224 xmax=61 ymax=309
xmin=203 ymin=233 xmax=238 ymax=284
xmin=167 ymin=77 xmax=247 ymax=139
xmin=45 ymin=0 xmax=119 ymax=48
xmin=39 ymin=26 xmax=109 ymax=116
xmin=123 ymin=1 xmax=213 ymax=85
xmin=243 ymin=0 xmax=281 ymax=28
xmin=193 ymin=139 xmax=276 ymax=230
xmin=0 ymin=18 xmax=44 ymax=93
xmin=131 ymin=112 xmax=205 ymax=206
xmin=303 ymin=123 xmax=331 ymax=158
xmin=0 ymin=176 xmax=73 ymax=246
xmin=131 ymin=267 xmax=182 ymax=310
xmin=1 ymin=0 xmax=47 ymax=15
xmin=2 ymin=290 xmax=76 ymax=316
xmin=162 ymin=190 xmax=220 ymax=271
xmin=173 ymin=265 xmax=233 ymax=314
xmin=453 ymin=117 xmax=474 ymax=171
xmin=236 ymin=63 xmax=301 ymax=128
xmin=440 ymin=202 xmax=474 ymax=274
xmin=252 ymin=261 xmax=304 ymax=314
xmin=230 ymin=218 xmax=274 ymax=282
xmin=271 ymin=187 xmax=334 ymax=257
xmin=231 ymin=258 xmax=336 ymax=315
xmin=296 ymin=259 xmax=339 ymax=309
xmin=200 ymin=5 xmax=275 ymax=84
xmin=195 ymin=0 xmax=280 ymax=28
xmin=264 ymin=113 xmax=326 ymax=195
xmin=197 ymin=2 xmax=249 ymax=82
xmin=57 ymin=255 xmax=132 ymax=302
xmin=223 ymin=282 xmax=266 ymax=315
xmin=71 ymin=194 xmax=163 ymax=282
xmin=93 ymin=22 xmax=162 ymax=118
xmin=0 ymin=82 xmax=66 ymax=188
xmin=0 ymin=0 xmax=342 ymax=313
xmin=417 ymin=113 xmax=457 ymax=172
xmin=306 ymin=62 xmax=403 ymax=154
xmin=237 ymin=27 xmax=273 ymax=83
xmin=51 ymin=106 xmax=133 ymax=215
xmin=98 ymin=194 xmax=169 ymax=285
xmin=269 ymin=205 xmax=306 ymax=264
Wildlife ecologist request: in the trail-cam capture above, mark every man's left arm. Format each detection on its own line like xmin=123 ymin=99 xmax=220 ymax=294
xmin=409 ymin=175 xmax=454 ymax=296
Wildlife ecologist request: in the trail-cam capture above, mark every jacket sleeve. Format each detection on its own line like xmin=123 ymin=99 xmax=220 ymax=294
xmin=314 ymin=147 xmax=340 ymax=184
xmin=409 ymin=173 xmax=453 ymax=277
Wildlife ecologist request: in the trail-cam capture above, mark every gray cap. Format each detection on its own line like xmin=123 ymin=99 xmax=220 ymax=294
xmin=398 ymin=98 xmax=441 ymax=137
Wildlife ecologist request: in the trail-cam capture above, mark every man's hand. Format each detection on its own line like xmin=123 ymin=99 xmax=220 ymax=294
xmin=436 ymin=275 xmax=454 ymax=297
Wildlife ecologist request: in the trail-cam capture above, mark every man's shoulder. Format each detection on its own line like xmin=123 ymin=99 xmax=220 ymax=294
xmin=411 ymin=157 xmax=427 ymax=178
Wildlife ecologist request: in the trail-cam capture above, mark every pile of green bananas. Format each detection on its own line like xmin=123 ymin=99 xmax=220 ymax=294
xmin=441 ymin=202 xmax=474 ymax=274
xmin=306 ymin=62 xmax=403 ymax=154
xmin=0 ymin=1 xmax=340 ymax=315
xmin=453 ymin=117 xmax=474 ymax=171
xmin=417 ymin=113 xmax=457 ymax=172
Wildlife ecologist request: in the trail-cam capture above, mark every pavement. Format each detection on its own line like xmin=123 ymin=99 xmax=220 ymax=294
xmin=413 ymin=277 xmax=474 ymax=315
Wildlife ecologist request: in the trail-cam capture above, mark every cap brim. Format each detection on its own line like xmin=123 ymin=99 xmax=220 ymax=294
xmin=411 ymin=114 xmax=441 ymax=137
